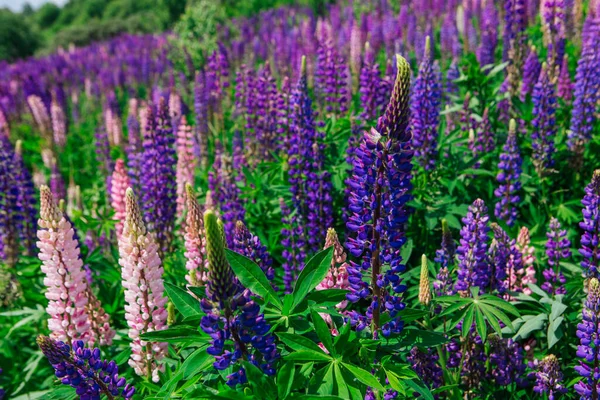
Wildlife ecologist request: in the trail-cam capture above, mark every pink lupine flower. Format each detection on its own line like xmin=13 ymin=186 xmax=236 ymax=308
xmin=104 ymin=109 xmax=122 ymax=146
xmin=85 ymin=286 xmax=116 ymax=346
xmin=183 ymin=184 xmax=209 ymax=286
xmin=50 ymin=100 xmax=66 ymax=147
xmin=118 ymin=188 xmax=168 ymax=382
xmin=176 ymin=117 xmax=196 ymax=215
xmin=516 ymin=226 xmax=537 ymax=294
xmin=110 ymin=159 xmax=130 ymax=237
xmin=37 ymin=185 xmax=91 ymax=345
xmin=27 ymin=95 xmax=51 ymax=140
xmin=0 ymin=108 xmax=10 ymax=137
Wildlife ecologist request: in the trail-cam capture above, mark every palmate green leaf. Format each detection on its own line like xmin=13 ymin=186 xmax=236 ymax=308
xmin=550 ymin=300 xmax=568 ymax=321
xmin=181 ymin=346 xmax=212 ymax=379
xmin=403 ymin=379 xmax=435 ymax=400
xmin=164 ymin=282 xmax=202 ymax=319
xmin=482 ymin=304 xmax=516 ymax=332
xmin=333 ymin=364 xmax=350 ymax=399
xmin=277 ymin=361 xmax=295 ymax=400
xmin=310 ymin=309 xmax=334 ymax=354
xmin=313 ymin=364 xmax=335 ymax=395
xmin=474 ymin=308 xmax=487 ymax=342
xmin=242 ymin=361 xmax=277 ymax=400
xmin=513 ymin=314 xmax=548 ymax=340
xmin=479 ymin=295 xmax=520 ymax=316
xmin=548 ymin=316 xmax=564 ymax=349
xmin=478 ymin=304 xmax=503 ymax=336
xmin=278 ymin=332 xmax=326 ymax=353
xmin=225 ymin=249 xmax=282 ymax=308
xmin=292 ymin=247 xmax=334 ymax=311
xmin=307 ymin=289 xmax=348 ymax=305
xmin=140 ymin=326 xmax=208 ymax=343
xmin=341 ymin=363 xmax=384 ymax=391
xmin=285 ymin=351 xmax=332 ymax=362
xmin=461 ymin=306 xmax=475 ymax=338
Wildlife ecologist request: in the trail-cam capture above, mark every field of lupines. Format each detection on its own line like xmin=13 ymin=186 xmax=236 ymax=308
xmin=1 ymin=0 xmax=600 ymax=398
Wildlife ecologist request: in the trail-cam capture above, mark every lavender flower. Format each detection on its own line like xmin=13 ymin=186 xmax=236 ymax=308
xmin=543 ymin=217 xmax=569 ymax=295
xmin=434 ymin=219 xmax=455 ymax=297
xmin=520 ymin=46 xmax=542 ymax=99
xmin=37 ymin=336 xmax=135 ymax=399
xmin=455 ymin=199 xmax=490 ymax=293
xmin=531 ymin=63 xmax=558 ymax=175
xmin=411 ymin=36 xmax=441 ymax=171
xmin=580 ymin=170 xmax=600 ymax=278
xmin=557 ymin=56 xmax=573 ymax=102
xmin=477 ymin=1 xmax=499 ymax=68
xmin=575 ymin=278 xmax=600 ymax=398
xmin=279 ymin=198 xmax=305 ymax=293
xmin=534 ymin=354 xmax=566 ymax=398
xmin=494 ymin=119 xmax=522 ymax=227
xmin=346 ymin=55 xmax=413 ymax=338
xmin=233 ymin=221 xmax=274 ymax=281
xmin=408 ymin=347 xmax=443 ymax=390
xmin=488 ymin=336 xmax=526 ymax=386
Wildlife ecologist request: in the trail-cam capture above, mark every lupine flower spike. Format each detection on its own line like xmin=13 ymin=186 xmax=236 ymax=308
xmin=494 ymin=119 xmax=522 ymax=227
xmin=418 ymin=255 xmax=431 ymax=306
xmin=455 ymin=199 xmax=490 ymax=293
xmin=316 ymin=228 xmax=350 ymax=309
xmin=580 ymin=170 xmax=600 ymax=278
xmin=118 ymin=188 xmax=168 ymax=382
xmin=434 ymin=219 xmax=455 ymax=297
xmin=110 ymin=159 xmax=130 ymax=237
xmin=575 ymin=278 xmax=600 ymax=397
xmin=534 ymin=354 xmax=566 ymax=398
xmin=183 ymin=184 xmax=209 ymax=287
xmin=543 ymin=218 xmax=569 ymax=295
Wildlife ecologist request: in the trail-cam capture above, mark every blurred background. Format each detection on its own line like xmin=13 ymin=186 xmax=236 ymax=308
xmin=0 ymin=0 xmax=331 ymax=62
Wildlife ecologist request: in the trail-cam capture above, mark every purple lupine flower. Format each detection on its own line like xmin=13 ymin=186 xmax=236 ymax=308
xmin=542 ymin=1 xmax=566 ymax=68
xmin=0 ymin=134 xmax=18 ymax=265
xmin=567 ymin=36 xmax=600 ymax=152
xmin=37 ymin=336 xmax=135 ymax=399
xmin=140 ymin=99 xmax=177 ymax=254
xmin=253 ymin=62 xmax=280 ymax=161
xmin=542 ymin=218 xmax=570 ymax=296
xmin=531 ymin=63 xmax=558 ymax=175
xmin=94 ymin=122 xmax=114 ymax=195
xmin=315 ymin=21 xmax=349 ymax=117
xmin=469 ymin=108 xmax=495 ymax=165
xmin=50 ymin=158 xmax=66 ymax=203
xmin=233 ymin=221 xmax=274 ymax=281
xmin=488 ymin=223 xmax=513 ymax=294
xmin=194 ymin=70 xmax=209 ymax=167
xmin=455 ymin=199 xmax=490 ymax=293
xmin=279 ymin=198 xmax=306 ymax=293
xmin=533 ymin=354 xmax=567 ymax=398
xmin=494 ymin=119 xmax=522 ymax=227
xmin=520 ymin=46 xmax=542 ymax=100
xmin=200 ymin=210 xmax=279 ymax=386
xmin=346 ymin=55 xmax=413 ymax=338
xmin=575 ymin=277 xmax=600 ymax=398
xmin=504 ymin=0 xmax=528 ymax=96
xmin=12 ymin=141 xmax=37 ymax=256
xmin=411 ymin=36 xmax=441 ymax=171
xmin=359 ymin=42 xmax=383 ymax=121
xmin=579 ymin=170 xmax=600 ymax=278
xmin=445 ymin=59 xmax=460 ymax=102
xmin=126 ymin=100 xmax=142 ymax=193
xmin=488 ymin=337 xmax=527 ymax=386
xmin=434 ymin=219 xmax=456 ymax=296
xmin=477 ymin=0 xmax=499 ymax=68
xmin=557 ymin=55 xmax=573 ymax=102
xmin=408 ymin=347 xmax=443 ymax=390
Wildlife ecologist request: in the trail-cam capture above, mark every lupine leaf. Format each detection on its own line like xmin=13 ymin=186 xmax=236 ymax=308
xmin=278 ymin=332 xmax=327 ymax=353
xmin=292 ymin=247 xmax=334 ymax=311
xmin=225 ymin=249 xmax=281 ymax=308
xmin=277 ymin=361 xmax=295 ymax=399
xmin=310 ymin=309 xmax=334 ymax=354
xmin=164 ymin=282 xmax=202 ymax=318
xmin=342 ymin=363 xmax=384 ymax=391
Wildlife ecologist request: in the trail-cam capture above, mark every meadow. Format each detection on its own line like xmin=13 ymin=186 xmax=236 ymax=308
xmin=1 ymin=0 xmax=600 ymax=399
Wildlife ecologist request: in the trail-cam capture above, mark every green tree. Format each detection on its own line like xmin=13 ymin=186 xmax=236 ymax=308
xmin=0 ymin=10 xmax=40 ymax=61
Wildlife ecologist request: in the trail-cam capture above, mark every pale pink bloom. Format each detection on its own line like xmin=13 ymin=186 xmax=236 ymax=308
xmin=349 ymin=21 xmax=363 ymax=77
xmin=516 ymin=227 xmax=537 ymax=294
xmin=111 ymin=159 xmax=130 ymax=237
xmin=169 ymin=92 xmax=182 ymax=128
xmin=176 ymin=117 xmax=196 ymax=215
xmin=118 ymin=188 xmax=168 ymax=382
xmin=0 ymin=108 xmax=9 ymax=137
xmin=85 ymin=286 xmax=116 ymax=346
xmin=183 ymin=184 xmax=209 ymax=286
xmin=27 ymin=95 xmax=51 ymax=139
xmin=105 ymin=109 xmax=122 ymax=146
xmin=37 ymin=186 xmax=91 ymax=345
xmin=51 ymin=100 xmax=66 ymax=147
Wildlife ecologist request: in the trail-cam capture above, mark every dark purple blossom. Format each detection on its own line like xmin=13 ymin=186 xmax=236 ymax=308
xmin=533 ymin=354 xmax=567 ymax=399
xmin=455 ymin=199 xmax=490 ymax=293
xmin=574 ymin=277 xmax=600 ymax=398
xmin=543 ymin=217 xmax=569 ymax=295
xmin=579 ymin=170 xmax=600 ymax=278
xmin=531 ymin=63 xmax=557 ymax=175
xmin=408 ymin=347 xmax=443 ymax=390
xmin=434 ymin=219 xmax=456 ymax=297
xmin=233 ymin=221 xmax=274 ymax=282
xmin=494 ymin=119 xmax=522 ymax=227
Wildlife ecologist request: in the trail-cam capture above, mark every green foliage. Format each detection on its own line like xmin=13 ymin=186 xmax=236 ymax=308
xmin=35 ymin=3 xmax=61 ymax=29
xmin=0 ymin=10 xmax=40 ymax=61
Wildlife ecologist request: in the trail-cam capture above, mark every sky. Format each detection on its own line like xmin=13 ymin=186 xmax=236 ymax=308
xmin=0 ymin=0 xmax=66 ymax=12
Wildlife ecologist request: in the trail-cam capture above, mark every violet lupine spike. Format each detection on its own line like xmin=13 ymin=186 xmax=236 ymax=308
xmin=567 ymin=37 xmax=600 ymax=152
xmin=94 ymin=122 xmax=114 ymax=194
xmin=110 ymin=159 xmax=130 ymax=238
xmin=533 ymin=354 xmax=567 ymax=398
xmin=488 ymin=336 xmax=527 ymax=386
xmin=194 ymin=70 xmax=209 ymax=168
xmin=455 ymin=199 xmax=490 ymax=294
xmin=359 ymin=42 xmax=383 ymax=121
xmin=445 ymin=59 xmax=460 ymax=103
xmin=50 ymin=157 xmax=66 ymax=203
xmin=315 ymin=21 xmax=349 ymax=117
xmin=477 ymin=0 xmax=499 ymax=68
xmin=557 ymin=56 xmax=573 ymax=102
xmin=579 ymin=170 xmax=600 ymax=279
xmin=279 ymin=198 xmax=305 ymax=293
xmin=542 ymin=0 xmax=566 ymax=69
xmin=0 ymin=134 xmax=18 ymax=265
xmin=176 ymin=116 xmax=196 ymax=215
xmin=126 ymin=100 xmax=142 ymax=193
xmin=37 ymin=186 xmax=91 ymax=345
xmin=233 ymin=221 xmax=274 ymax=282
xmin=118 ymin=188 xmax=168 ymax=382
xmin=50 ymin=99 xmax=67 ymax=148
xmin=27 ymin=94 xmax=51 ymax=141
xmin=434 ymin=219 xmax=456 ymax=297
xmin=411 ymin=36 xmax=441 ymax=171
xmin=575 ymin=278 xmax=600 ymax=398
xmin=504 ymin=0 xmax=528 ymax=96
xmin=407 ymin=347 xmax=443 ymax=390
xmin=140 ymin=99 xmax=177 ymax=255
xmin=543 ymin=217 xmax=569 ymax=295
xmin=13 ymin=141 xmax=37 ymax=255
xmin=531 ymin=63 xmax=558 ymax=175
xmin=37 ymin=336 xmax=135 ymax=399
xmin=346 ymin=54 xmax=413 ymax=338
xmin=494 ymin=119 xmax=522 ymax=227
xmin=183 ymin=184 xmax=209 ymax=287
xmin=200 ymin=210 xmax=279 ymax=385
xmin=489 ymin=223 xmax=514 ymax=294
xmin=520 ymin=46 xmax=542 ymax=100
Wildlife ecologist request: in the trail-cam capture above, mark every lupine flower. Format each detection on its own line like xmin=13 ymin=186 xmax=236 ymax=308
xmin=316 ymin=228 xmax=349 ymax=311
xmin=477 ymin=1 xmax=499 ymax=68
xmin=280 ymin=198 xmax=306 ymax=293
xmin=504 ymin=0 xmax=528 ymax=95
xmin=557 ymin=56 xmax=573 ymax=102
xmin=411 ymin=36 xmax=441 ymax=171
xmin=27 ymin=95 xmax=51 ymax=140
xmin=533 ymin=354 xmax=567 ymax=398
xmin=37 ymin=186 xmax=91 ymax=345
xmin=50 ymin=157 xmax=66 ymax=203
xmin=183 ymin=184 xmax=209 ymax=287
xmin=194 ymin=70 xmax=209 ymax=167
xmin=37 ymin=336 xmax=135 ymax=399
xmin=515 ymin=227 xmax=536 ymax=294
xmin=140 ymin=100 xmax=177 ymax=254
xmin=520 ymin=46 xmax=542 ymax=99
xmin=315 ymin=21 xmax=349 ymax=117
xmin=575 ymin=277 xmax=600 ymax=398
xmin=408 ymin=347 xmax=443 ymax=390
xmin=543 ymin=217 xmax=569 ymax=295
xmin=542 ymin=0 xmax=566 ymax=69
xmin=110 ymin=159 xmax=130 ymax=237
xmin=445 ymin=59 xmax=460 ymax=102
xmin=418 ymin=255 xmax=431 ymax=306
xmin=455 ymin=199 xmax=490 ymax=293
xmin=12 ymin=141 xmax=37 ymax=256
xmin=94 ymin=122 xmax=114 ymax=194
xmin=126 ymin=100 xmax=142 ymax=192
xmin=567 ymin=36 xmax=600 ymax=152
xmin=200 ymin=210 xmax=279 ymax=385
xmin=50 ymin=99 xmax=67 ymax=147
xmin=434 ymin=219 xmax=455 ymax=296
xmin=176 ymin=116 xmax=196 ymax=215
xmin=359 ymin=42 xmax=383 ymax=121
xmin=0 ymin=134 xmax=19 ymax=265
xmin=118 ymin=188 xmax=168 ymax=382
xmin=461 ymin=332 xmax=488 ymax=390
xmin=580 ymin=170 xmax=600 ymax=278
xmin=469 ymin=108 xmax=495 ymax=164
xmin=494 ymin=119 xmax=522 ymax=227
xmin=488 ymin=336 xmax=526 ymax=386
xmin=531 ymin=63 xmax=558 ymax=175
xmin=346 ymin=55 xmax=413 ymax=338
xmin=233 ymin=221 xmax=274 ymax=281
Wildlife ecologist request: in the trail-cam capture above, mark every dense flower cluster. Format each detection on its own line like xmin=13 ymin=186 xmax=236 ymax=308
xmin=580 ymin=170 xmax=600 ymax=278
xmin=575 ymin=278 xmax=600 ymax=398
xmin=494 ymin=119 xmax=522 ymax=227
xmin=531 ymin=63 xmax=557 ymax=175
xmin=543 ymin=218 xmax=569 ymax=295
xmin=533 ymin=354 xmax=566 ymax=398
xmin=455 ymin=199 xmax=490 ymax=293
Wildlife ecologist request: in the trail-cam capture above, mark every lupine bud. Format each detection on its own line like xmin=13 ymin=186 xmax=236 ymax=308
xmin=418 ymin=255 xmax=431 ymax=306
xmin=204 ymin=210 xmax=238 ymax=305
